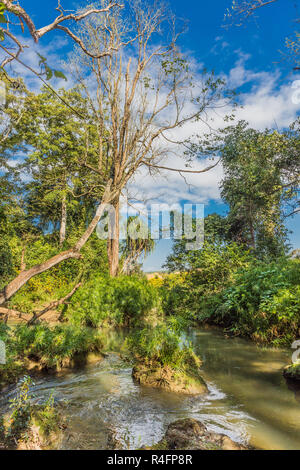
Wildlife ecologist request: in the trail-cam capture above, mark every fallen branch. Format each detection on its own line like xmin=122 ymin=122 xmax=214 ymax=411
xmin=27 ymin=282 xmax=82 ymax=326
xmin=0 ymin=307 xmax=27 ymax=324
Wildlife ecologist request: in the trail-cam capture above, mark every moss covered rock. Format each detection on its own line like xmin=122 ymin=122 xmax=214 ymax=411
xmin=149 ymin=418 xmax=248 ymax=450
xmin=132 ymin=363 xmax=207 ymax=394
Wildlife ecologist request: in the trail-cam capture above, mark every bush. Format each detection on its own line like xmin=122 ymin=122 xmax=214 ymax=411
xmin=6 ymin=232 xmax=108 ymax=314
xmin=126 ymin=317 xmax=200 ymax=371
xmin=0 ymin=324 xmax=25 ymax=387
xmin=67 ymin=275 xmax=162 ymax=328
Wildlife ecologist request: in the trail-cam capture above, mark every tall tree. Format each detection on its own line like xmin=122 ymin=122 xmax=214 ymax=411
xmin=218 ymin=122 xmax=296 ymax=257
xmin=120 ymin=216 xmax=155 ymax=274
xmin=22 ymin=87 xmax=106 ymax=246
xmin=71 ymin=0 xmax=231 ymax=276
xmin=0 ymin=0 xmax=233 ymax=307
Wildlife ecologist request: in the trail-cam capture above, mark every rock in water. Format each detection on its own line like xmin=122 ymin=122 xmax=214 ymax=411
xmin=151 ymin=418 xmax=248 ymax=450
xmin=132 ymin=364 xmax=208 ymax=395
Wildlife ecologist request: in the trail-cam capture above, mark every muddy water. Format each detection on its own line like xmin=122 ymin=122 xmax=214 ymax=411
xmin=1 ymin=327 xmax=299 ymax=450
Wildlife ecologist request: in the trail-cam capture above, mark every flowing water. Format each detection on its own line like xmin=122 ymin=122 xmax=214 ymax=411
xmin=1 ymin=327 xmax=300 ymax=450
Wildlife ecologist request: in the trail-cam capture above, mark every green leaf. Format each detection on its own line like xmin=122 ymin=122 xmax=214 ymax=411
xmin=37 ymin=53 xmax=47 ymax=65
xmin=0 ymin=29 xmax=4 ymax=41
xmin=54 ymin=70 xmax=67 ymax=81
xmin=0 ymin=13 xmax=7 ymax=23
xmin=45 ymin=65 xmax=53 ymax=81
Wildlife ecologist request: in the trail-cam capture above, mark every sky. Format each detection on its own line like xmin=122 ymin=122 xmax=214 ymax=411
xmin=2 ymin=0 xmax=300 ymax=271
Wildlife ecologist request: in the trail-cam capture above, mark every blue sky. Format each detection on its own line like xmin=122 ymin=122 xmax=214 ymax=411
xmin=3 ymin=0 xmax=300 ymax=271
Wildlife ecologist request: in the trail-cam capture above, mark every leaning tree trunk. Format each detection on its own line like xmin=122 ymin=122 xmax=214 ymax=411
xmin=0 ymin=181 xmax=112 ymax=306
xmin=107 ymin=197 xmax=120 ymax=277
xmin=59 ymin=193 xmax=67 ymax=246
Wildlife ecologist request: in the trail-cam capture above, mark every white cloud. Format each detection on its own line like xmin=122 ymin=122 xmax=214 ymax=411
xmin=128 ymin=54 xmax=300 ymax=208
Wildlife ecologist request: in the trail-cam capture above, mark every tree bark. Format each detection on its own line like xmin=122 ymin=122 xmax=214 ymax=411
xmin=59 ymin=193 xmax=67 ymax=246
xmin=20 ymin=246 xmax=26 ymax=271
xmin=107 ymin=197 xmax=120 ymax=277
xmin=0 ymin=181 xmax=112 ymax=306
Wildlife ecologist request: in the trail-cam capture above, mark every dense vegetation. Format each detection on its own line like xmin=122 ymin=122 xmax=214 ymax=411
xmin=161 ymin=254 xmax=300 ymax=346
xmin=159 ymin=121 xmax=300 ymax=347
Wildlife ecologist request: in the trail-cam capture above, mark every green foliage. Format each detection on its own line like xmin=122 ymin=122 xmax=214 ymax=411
xmin=0 ymin=2 xmax=7 ymax=37
xmin=8 ymin=376 xmax=34 ymax=436
xmin=0 ymin=375 xmax=59 ymax=446
xmin=5 ymin=231 xmax=107 ymax=313
xmin=201 ymin=259 xmax=300 ymax=346
xmin=162 ymin=242 xmax=252 ymax=321
xmin=0 ymin=323 xmax=25 ymax=387
xmin=0 ymin=235 xmax=14 ymax=281
xmin=163 ymin=213 xmax=229 ymax=272
xmin=32 ymin=393 xmax=60 ymax=437
xmin=36 ymin=53 xmax=67 ymax=81
xmin=0 ymin=322 xmax=104 ymax=387
xmin=219 ymin=122 xmax=290 ymax=258
xmin=126 ymin=317 xmax=200 ymax=371
xmin=68 ymin=275 xmax=162 ymax=328
xmin=11 ymin=324 xmax=103 ymax=368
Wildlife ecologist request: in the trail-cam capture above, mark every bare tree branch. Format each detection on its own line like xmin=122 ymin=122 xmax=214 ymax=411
xmin=141 ymin=159 xmax=221 ymax=174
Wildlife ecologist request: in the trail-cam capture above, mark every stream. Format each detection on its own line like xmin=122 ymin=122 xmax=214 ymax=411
xmin=1 ymin=327 xmax=300 ymax=450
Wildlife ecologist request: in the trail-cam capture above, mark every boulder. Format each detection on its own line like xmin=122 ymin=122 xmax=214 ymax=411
xmin=132 ymin=364 xmax=207 ymax=395
xmin=151 ymin=418 xmax=248 ymax=450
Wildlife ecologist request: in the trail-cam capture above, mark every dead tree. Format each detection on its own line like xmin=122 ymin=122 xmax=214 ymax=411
xmin=72 ymin=0 xmax=232 ymax=276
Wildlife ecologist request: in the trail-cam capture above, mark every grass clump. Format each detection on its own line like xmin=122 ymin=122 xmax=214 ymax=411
xmin=0 ymin=323 xmax=103 ymax=383
xmin=126 ymin=317 xmax=207 ymax=394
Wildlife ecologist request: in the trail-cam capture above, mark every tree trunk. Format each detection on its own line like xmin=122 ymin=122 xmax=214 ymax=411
xmin=107 ymin=197 xmax=120 ymax=277
xmin=59 ymin=193 xmax=67 ymax=246
xmin=249 ymin=201 xmax=256 ymax=250
xmin=20 ymin=246 xmax=26 ymax=271
xmin=0 ymin=181 xmax=112 ymax=306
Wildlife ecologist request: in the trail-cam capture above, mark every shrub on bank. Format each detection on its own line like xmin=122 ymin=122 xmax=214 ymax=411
xmin=0 ymin=324 xmax=103 ymax=374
